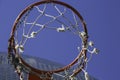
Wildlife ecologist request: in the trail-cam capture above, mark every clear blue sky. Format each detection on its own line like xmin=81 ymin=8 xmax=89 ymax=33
xmin=0 ymin=0 xmax=120 ymax=80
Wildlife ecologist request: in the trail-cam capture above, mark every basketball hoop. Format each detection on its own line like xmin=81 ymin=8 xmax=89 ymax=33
xmin=8 ymin=0 xmax=99 ymax=80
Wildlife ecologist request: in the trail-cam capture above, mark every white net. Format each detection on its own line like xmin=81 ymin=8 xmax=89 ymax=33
xmin=15 ymin=3 xmax=82 ymax=47
xmin=8 ymin=1 xmax=99 ymax=80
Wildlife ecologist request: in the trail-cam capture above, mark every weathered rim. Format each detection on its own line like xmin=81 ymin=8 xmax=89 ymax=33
xmin=8 ymin=0 xmax=88 ymax=78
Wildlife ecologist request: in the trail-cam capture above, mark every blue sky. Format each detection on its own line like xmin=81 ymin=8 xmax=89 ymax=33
xmin=0 ymin=0 xmax=120 ymax=80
